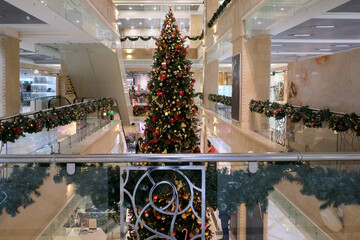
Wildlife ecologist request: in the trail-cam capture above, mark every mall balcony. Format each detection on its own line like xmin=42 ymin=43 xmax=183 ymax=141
xmin=1 ymin=0 xmax=360 ymax=239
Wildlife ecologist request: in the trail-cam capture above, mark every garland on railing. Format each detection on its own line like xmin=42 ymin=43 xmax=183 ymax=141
xmin=208 ymin=94 xmax=232 ymax=106
xmin=195 ymin=92 xmax=203 ymax=100
xmin=120 ymin=30 xmax=204 ymax=42
xmin=131 ymin=93 xmax=147 ymax=98
xmin=249 ymin=100 xmax=360 ymax=134
xmin=207 ymin=0 xmax=233 ymax=28
xmin=133 ymin=105 xmax=148 ymax=116
xmin=0 ymin=98 xmax=114 ymax=144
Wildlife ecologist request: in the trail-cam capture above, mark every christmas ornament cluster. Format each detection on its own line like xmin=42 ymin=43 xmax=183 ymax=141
xmin=0 ymin=98 xmax=114 ymax=144
xmin=250 ymin=99 xmax=360 ymax=134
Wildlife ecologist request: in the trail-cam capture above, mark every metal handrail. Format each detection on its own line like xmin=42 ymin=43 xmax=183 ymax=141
xmin=0 ymin=153 xmax=359 ymax=163
xmin=34 ymin=95 xmax=59 ymax=101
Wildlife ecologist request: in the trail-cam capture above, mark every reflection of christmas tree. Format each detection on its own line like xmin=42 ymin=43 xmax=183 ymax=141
xmin=141 ymin=7 xmax=200 ymax=154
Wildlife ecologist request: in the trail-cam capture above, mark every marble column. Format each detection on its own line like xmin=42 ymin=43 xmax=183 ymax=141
xmin=203 ymin=58 xmax=219 ymax=109
xmin=190 ymin=14 xmax=203 ymax=48
xmin=205 ymin=0 xmax=219 ymax=31
xmin=232 ymin=29 xmax=271 ymax=130
xmin=0 ymin=35 xmax=20 ymax=117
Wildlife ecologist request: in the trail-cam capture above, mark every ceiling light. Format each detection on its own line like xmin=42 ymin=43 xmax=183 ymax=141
xmin=33 ymin=69 xmax=39 ymax=74
xmin=76 ymin=20 xmax=80 ymax=23
xmin=26 ymin=15 xmax=31 ymax=21
xmin=153 ymin=7 xmax=157 ymax=10
xmin=180 ymin=22 xmax=184 ymax=25
xmin=271 ymin=44 xmax=283 ymax=47
xmin=318 ymin=48 xmax=331 ymax=51
xmin=258 ymin=21 xmax=262 ymax=25
xmin=129 ymin=7 xmax=132 ymax=10
xmin=333 ymin=44 xmax=350 ymax=47
xmin=280 ymin=7 xmax=284 ymax=10
xmin=150 ymin=26 xmax=154 ymax=29
xmin=118 ymin=22 xmax=121 ymax=25
xmin=126 ymin=18 xmax=130 ymax=20
xmin=139 ymin=22 xmax=142 ymax=25
xmin=131 ymin=26 xmax=134 ymax=29
xmin=177 ymin=7 xmax=181 ymax=10
xmin=148 ymin=18 xmax=152 ymax=20
xmin=311 ymin=25 xmax=336 ymax=29
xmin=290 ymin=34 xmax=312 ymax=37
xmin=126 ymin=49 xmax=133 ymax=53
xmin=141 ymin=5 xmax=143 ymax=6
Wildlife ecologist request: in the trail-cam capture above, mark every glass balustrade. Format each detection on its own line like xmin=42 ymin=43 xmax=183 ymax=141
xmin=0 ymin=154 xmax=359 ymax=239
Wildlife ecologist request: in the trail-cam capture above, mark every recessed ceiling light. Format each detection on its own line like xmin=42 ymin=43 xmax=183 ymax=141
xmin=271 ymin=44 xmax=283 ymax=47
xmin=118 ymin=22 xmax=121 ymax=25
xmin=76 ymin=20 xmax=80 ymax=23
xmin=139 ymin=22 xmax=142 ymax=25
xmin=140 ymin=5 xmax=143 ymax=6
xmin=177 ymin=7 xmax=181 ymax=10
xmin=129 ymin=7 xmax=132 ymax=10
xmin=126 ymin=18 xmax=130 ymax=20
xmin=258 ymin=21 xmax=262 ymax=25
xmin=318 ymin=48 xmax=331 ymax=51
xmin=311 ymin=25 xmax=336 ymax=29
xmin=153 ymin=7 xmax=156 ymax=10
xmin=148 ymin=18 xmax=152 ymax=20
xmin=280 ymin=7 xmax=285 ymax=10
xmin=126 ymin=49 xmax=133 ymax=53
xmin=333 ymin=44 xmax=350 ymax=47
xmin=131 ymin=26 xmax=134 ymax=29
xmin=290 ymin=34 xmax=312 ymax=37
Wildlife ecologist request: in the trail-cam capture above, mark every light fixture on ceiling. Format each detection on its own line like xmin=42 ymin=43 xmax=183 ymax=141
xmin=141 ymin=5 xmax=143 ymax=6
xmin=76 ymin=20 xmax=80 ymax=23
xmin=311 ymin=25 xmax=336 ymax=29
xmin=129 ymin=7 xmax=132 ymax=10
xmin=150 ymin=26 xmax=154 ymax=29
xmin=131 ymin=26 xmax=134 ymax=29
xmin=258 ymin=21 xmax=262 ymax=25
xmin=139 ymin=22 xmax=142 ymax=25
xmin=118 ymin=22 xmax=121 ymax=25
xmin=177 ymin=7 xmax=181 ymax=10
xmin=26 ymin=15 xmax=31 ymax=21
xmin=318 ymin=48 xmax=331 ymax=51
xmin=271 ymin=44 xmax=283 ymax=47
xmin=126 ymin=18 xmax=130 ymax=20
xmin=280 ymin=7 xmax=285 ymax=10
xmin=180 ymin=22 xmax=184 ymax=25
xmin=126 ymin=49 xmax=133 ymax=54
xmin=148 ymin=18 xmax=152 ymax=20
xmin=33 ymin=69 xmax=39 ymax=74
xmin=153 ymin=7 xmax=157 ymax=10
xmin=289 ymin=34 xmax=312 ymax=37
xmin=333 ymin=44 xmax=350 ymax=47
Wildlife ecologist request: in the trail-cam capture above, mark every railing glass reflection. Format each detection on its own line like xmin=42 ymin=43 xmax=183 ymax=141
xmin=0 ymin=154 xmax=359 ymax=239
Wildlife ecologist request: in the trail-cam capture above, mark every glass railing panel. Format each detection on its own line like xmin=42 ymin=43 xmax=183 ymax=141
xmin=39 ymin=0 xmax=118 ymax=49
xmin=1 ymin=156 xmax=359 ymax=239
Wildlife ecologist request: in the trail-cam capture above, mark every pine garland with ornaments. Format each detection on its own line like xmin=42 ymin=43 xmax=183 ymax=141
xmin=141 ymin=8 xmax=200 ymax=154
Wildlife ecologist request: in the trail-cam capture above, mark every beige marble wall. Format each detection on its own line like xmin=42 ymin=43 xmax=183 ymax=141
xmin=287 ymin=49 xmax=360 ymax=114
xmin=287 ymin=49 xmax=360 ymax=152
xmin=0 ymin=35 xmax=20 ymax=117
xmin=190 ymin=15 xmax=203 ymax=48
xmin=205 ymin=0 xmax=219 ymax=28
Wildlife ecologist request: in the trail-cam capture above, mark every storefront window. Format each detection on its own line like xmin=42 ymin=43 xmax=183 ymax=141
xmin=20 ymin=68 xmax=57 ymax=113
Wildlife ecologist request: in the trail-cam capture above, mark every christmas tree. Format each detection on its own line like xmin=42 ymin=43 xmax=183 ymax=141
xmin=141 ymin=7 xmax=200 ymax=154
xmin=124 ymin=7 xmax=211 ymax=239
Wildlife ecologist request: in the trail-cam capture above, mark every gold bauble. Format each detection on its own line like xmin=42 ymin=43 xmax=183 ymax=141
xmin=181 ymin=213 xmax=187 ymax=219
